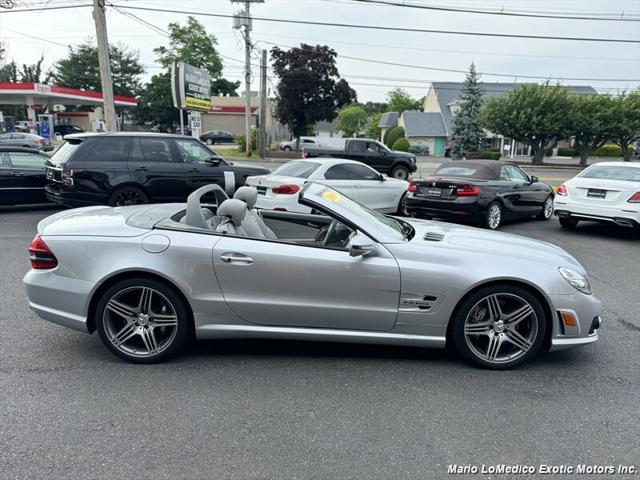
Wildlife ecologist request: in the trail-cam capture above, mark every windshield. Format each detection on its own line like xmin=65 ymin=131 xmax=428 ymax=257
xmin=580 ymin=165 xmax=640 ymax=182
xmin=273 ymin=161 xmax=321 ymax=178
xmin=303 ymin=183 xmax=406 ymax=241
xmin=48 ymin=140 xmax=81 ymax=166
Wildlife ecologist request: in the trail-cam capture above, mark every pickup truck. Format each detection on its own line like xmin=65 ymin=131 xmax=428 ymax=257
xmin=301 ymin=138 xmax=418 ymax=180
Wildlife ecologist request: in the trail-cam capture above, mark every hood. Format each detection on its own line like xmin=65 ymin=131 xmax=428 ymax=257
xmin=38 ymin=205 xmax=152 ymax=237
xmin=390 ymin=150 xmax=415 ymax=159
xmin=402 ymin=218 xmax=584 ymax=272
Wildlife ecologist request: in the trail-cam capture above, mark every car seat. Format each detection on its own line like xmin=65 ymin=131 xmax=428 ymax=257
xmin=233 ymin=186 xmax=277 ymax=239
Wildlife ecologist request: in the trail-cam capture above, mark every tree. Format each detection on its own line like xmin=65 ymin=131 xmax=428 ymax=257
xmin=567 ymin=94 xmax=613 ymax=166
xmin=608 ymin=91 xmax=640 ymax=161
xmin=481 ymin=83 xmax=572 ymax=165
xmin=450 ymin=63 xmax=485 ymax=159
xmin=271 ymin=44 xmax=356 ymax=140
xmin=337 ymin=105 xmax=368 ymax=137
xmin=362 ymin=101 xmax=387 ymax=116
xmin=386 ymin=88 xmax=422 ymax=114
xmin=212 ymin=78 xmax=240 ymax=97
xmin=384 ymin=126 xmax=405 ymax=148
xmin=51 ymin=42 xmax=144 ymax=97
xmin=133 ymin=73 xmax=177 ymax=129
xmin=367 ymin=112 xmax=382 ymax=139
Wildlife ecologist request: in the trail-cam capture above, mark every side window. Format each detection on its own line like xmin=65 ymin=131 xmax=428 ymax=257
xmin=506 ymin=165 xmax=529 ymax=183
xmin=76 ymin=137 xmax=132 ymax=163
xmin=129 ymin=138 xmax=175 ymax=163
xmin=349 ymin=141 xmax=366 ymax=153
xmin=324 ymin=164 xmax=350 ymax=180
xmin=0 ymin=152 xmax=11 ymax=168
xmin=366 ymin=142 xmax=381 ymax=154
xmin=8 ymin=152 xmax=45 ymax=169
xmin=11 ymin=134 xmax=26 ymax=140
xmin=499 ymin=166 xmax=511 ymax=181
xmin=345 ymin=164 xmax=380 ymax=180
xmin=174 ymin=139 xmax=217 ymax=164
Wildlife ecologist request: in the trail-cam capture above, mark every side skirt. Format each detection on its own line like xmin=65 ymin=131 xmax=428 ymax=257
xmin=196 ymin=324 xmax=446 ymax=348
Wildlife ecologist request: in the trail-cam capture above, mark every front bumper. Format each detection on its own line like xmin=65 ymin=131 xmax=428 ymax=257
xmin=547 ymin=291 xmax=602 ymax=351
xmin=23 ymin=269 xmax=96 ymax=333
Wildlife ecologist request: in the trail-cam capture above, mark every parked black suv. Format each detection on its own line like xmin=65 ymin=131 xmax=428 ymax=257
xmin=45 ymin=133 xmax=270 ymax=207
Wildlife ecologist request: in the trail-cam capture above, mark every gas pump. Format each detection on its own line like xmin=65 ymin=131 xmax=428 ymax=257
xmin=38 ymin=114 xmax=54 ymax=140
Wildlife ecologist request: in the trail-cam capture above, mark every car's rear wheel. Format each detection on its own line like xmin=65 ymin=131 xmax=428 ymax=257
xmin=483 ymin=201 xmax=502 ymax=230
xmin=205 ymin=138 xmax=214 ymax=145
xmin=391 ymin=165 xmax=410 ymax=180
xmin=95 ymin=278 xmax=190 ymax=363
xmin=283 ymin=146 xmax=292 ymax=152
xmin=452 ymin=284 xmax=546 ymax=369
xmin=537 ymin=195 xmax=554 ymax=220
xmin=559 ymin=216 xmax=579 ymax=228
xmin=108 ymin=186 xmax=149 ymax=207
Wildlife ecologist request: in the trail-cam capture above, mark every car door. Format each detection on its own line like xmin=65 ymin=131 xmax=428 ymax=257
xmin=212 ymin=229 xmax=400 ymax=331
xmin=322 ymin=163 xmax=359 ymax=198
xmin=504 ymin=165 xmax=539 ymax=215
xmin=0 ymin=152 xmax=17 ymax=204
xmin=6 ymin=150 xmax=47 ymax=204
xmin=127 ymin=137 xmax=189 ymax=202
xmin=173 ymin=138 xmax=236 ymax=195
xmin=346 ymin=163 xmax=401 ymax=211
xmin=364 ymin=141 xmax=389 ymax=171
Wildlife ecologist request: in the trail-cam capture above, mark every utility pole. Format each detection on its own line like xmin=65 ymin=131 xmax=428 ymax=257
xmin=92 ymin=0 xmax=117 ymax=132
xmin=259 ymin=49 xmax=267 ymax=159
xmin=232 ymin=0 xmax=263 ymax=156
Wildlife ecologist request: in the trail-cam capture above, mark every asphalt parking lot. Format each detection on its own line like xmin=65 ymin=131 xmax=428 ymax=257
xmin=1 ymin=206 xmax=638 ymax=479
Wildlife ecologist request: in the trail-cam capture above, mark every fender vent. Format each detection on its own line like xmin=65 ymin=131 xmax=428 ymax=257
xmin=423 ymin=231 xmax=445 ymax=242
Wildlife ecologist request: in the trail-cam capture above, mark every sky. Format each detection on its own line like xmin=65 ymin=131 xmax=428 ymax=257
xmin=0 ymin=0 xmax=639 ymax=103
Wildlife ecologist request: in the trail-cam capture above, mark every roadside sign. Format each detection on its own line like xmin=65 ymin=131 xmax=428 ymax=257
xmin=171 ymin=62 xmax=211 ymax=112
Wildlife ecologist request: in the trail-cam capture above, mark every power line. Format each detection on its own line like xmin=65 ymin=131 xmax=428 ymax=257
xmin=257 ymin=39 xmax=640 ymax=83
xmin=106 ymin=3 xmax=640 ymax=44
xmin=345 ymin=0 xmax=640 ymax=22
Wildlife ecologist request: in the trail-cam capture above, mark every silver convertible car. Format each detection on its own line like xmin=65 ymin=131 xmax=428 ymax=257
xmin=24 ymin=183 xmax=602 ymax=369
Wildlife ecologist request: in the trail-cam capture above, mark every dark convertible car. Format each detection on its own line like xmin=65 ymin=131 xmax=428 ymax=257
xmin=44 ymin=133 xmax=269 ymax=207
xmin=0 ymin=146 xmax=51 ymax=205
xmin=404 ymin=160 xmax=554 ymax=229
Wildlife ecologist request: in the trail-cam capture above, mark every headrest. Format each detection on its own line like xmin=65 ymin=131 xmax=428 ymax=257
xmin=217 ymin=199 xmax=247 ymax=226
xmin=233 ymin=186 xmax=258 ymax=209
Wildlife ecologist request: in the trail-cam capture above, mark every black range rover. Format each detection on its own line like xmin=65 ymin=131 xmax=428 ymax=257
xmin=45 ymin=133 xmax=270 ymax=207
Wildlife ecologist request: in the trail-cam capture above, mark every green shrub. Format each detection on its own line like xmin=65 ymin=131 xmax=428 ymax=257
xmin=385 ymin=126 xmax=405 ymax=148
xmin=557 ymin=147 xmax=576 ymax=156
xmin=592 ymin=144 xmax=634 ymax=157
xmin=544 ymin=147 xmax=554 ymax=157
xmin=237 ymin=129 xmax=258 ymax=152
xmin=391 ymin=137 xmax=410 ymax=152
xmin=465 ymin=150 xmax=501 ymax=160
xmin=409 ymin=143 xmax=429 ymax=155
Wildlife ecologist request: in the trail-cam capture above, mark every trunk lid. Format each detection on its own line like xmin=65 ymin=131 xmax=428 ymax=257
xmin=37 ymin=205 xmax=153 ymax=237
xmin=245 ymin=174 xmax=304 ymax=197
xmin=566 ymin=177 xmax=638 ymax=205
xmin=412 ymin=176 xmax=485 ymax=200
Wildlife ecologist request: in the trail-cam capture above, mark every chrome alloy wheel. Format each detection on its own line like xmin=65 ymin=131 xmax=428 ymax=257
xmin=487 ymin=203 xmax=502 ymax=229
xmin=543 ymin=197 xmax=554 ymax=219
xmin=102 ymin=286 xmax=178 ymax=357
xmin=463 ymin=293 xmax=538 ymax=365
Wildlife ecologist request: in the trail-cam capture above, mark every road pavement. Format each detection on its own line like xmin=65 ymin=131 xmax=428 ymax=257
xmin=0 ymin=206 xmax=638 ymax=479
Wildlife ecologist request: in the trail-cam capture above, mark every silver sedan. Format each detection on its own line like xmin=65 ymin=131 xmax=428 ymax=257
xmin=24 ymin=183 xmax=602 ymax=369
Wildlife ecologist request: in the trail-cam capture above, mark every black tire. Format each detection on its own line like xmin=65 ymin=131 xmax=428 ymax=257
xmin=451 ymin=284 xmax=547 ymax=370
xmin=559 ymin=216 xmax=579 ymax=229
xmin=205 ymin=138 xmax=214 ymax=145
xmin=107 ymin=186 xmax=149 ymax=207
xmin=396 ymin=193 xmax=408 ymax=216
xmin=95 ymin=277 xmax=191 ymax=364
xmin=483 ymin=201 xmax=503 ymax=230
xmin=391 ymin=165 xmax=410 ymax=180
xmin=536 ymin=195 xmax=554 ymax=220
xmin=283 ymin=146 xmax=292 ymax=152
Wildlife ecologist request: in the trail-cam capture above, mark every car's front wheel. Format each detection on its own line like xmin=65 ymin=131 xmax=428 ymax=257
xmin=205 ymin=138 xmax=214 ymax=145
xmin=107 ymin=186 xmax=149 ymax=207
xmin=537 ymin=195 xmax=554 ymax=220
xmin=95 ymin=278 xmax=191 ymax=363
xmin=559 ymin=216 xmax=579 ymax=228
xmin=283 ymin=146 xmax=292 ymax=152
xmin=451 ymin=284 xmax=547 ymax=369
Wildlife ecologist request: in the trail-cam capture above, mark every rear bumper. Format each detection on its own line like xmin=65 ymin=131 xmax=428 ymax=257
xmin=555 ymin=209 xmax=639 ymax=228
xmin=255 ymin=194 xmax=312 ymax=213
xmin=45 ymin=184 xmax=107 ymax=208
xmin=405 ymin=195 xmax=484 ymax=219
xmin=554 ymin=198 xmax=639 ymax=227
xmin=23 ymin=269 xmax=95 ymax=333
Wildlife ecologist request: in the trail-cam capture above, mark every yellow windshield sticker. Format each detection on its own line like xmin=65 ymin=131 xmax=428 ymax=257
xmin=322 ymin=191 xmax=341 ymax=202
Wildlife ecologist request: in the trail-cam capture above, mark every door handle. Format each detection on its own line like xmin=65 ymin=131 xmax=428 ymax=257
xmin=10 ymin=172 xmax=24 ymax=176
xmin=188 ymin=168 xmax=199 ymax=173
xmin=135 ymin=167 xmax=148 ymax=172
xmin=221 ymin=253 xmax=253 ymax=264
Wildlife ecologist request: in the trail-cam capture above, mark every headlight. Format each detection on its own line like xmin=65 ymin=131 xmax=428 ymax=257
xmin=559 ymin=267 xmax=591 ymax=295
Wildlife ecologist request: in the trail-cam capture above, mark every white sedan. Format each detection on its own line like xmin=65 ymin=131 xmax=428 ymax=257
xmin=245 ymin=159 xmax=409 ymax=214
xmin=554 ymin=161 xmax=640 ymax=229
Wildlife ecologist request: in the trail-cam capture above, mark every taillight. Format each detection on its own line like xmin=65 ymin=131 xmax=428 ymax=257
xmin=408 ymin=183 xmax=417 ymax=193
xmin=35 ymin=139 xmax=43 ymax=144
xmin=301 ymin=152 xmax=308 ymax=159
xmin=272 ymin=184 xmax=300 ymax=195
xmin=454 ymin=185 xmax=481 ymax=196
xmin=627 ymin=191 xmax=640 ymax=203
xmin=29 ymin=235 xmax=58 ymax=270
xmin=556 ymin=184 xmax=568 ymax=196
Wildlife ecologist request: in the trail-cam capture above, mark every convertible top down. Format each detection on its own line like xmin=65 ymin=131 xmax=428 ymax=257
xmin=24 ymin=182 xmax=602 ymax=369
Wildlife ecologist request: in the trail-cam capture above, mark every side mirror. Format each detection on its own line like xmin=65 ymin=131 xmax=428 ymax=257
xmin=530 ymin=175 xmax=539 ymax=183
xmin=207 ymin=157 xmax=221 ymax=166
xmin=349 ymin=234 xmax=376 ymax=257
xmin=378 ymin=174 xmax=386 ymax=182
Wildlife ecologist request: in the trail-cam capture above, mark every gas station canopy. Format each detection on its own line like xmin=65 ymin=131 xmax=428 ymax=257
xmin=0 ymin=82 xmax=137 ymax=108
